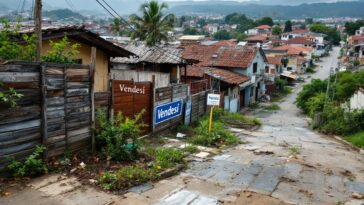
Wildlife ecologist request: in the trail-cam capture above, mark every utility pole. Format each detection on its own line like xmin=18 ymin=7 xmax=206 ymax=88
xmin=325 ymin=67 xmax=333 ymax=103
xmin=34 ymin=0 xmax=42 ymax=61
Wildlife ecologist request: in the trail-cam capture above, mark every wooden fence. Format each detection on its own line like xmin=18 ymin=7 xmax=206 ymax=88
xmin=0 ymin=62 xmax=92 ymax=169
xmin=154 ymin=84 xmax=189 ymax=132
xmin=191 ymin=90 xmax=209 ymax=123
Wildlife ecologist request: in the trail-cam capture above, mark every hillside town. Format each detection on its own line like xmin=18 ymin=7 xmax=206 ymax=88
xmin=0 ymin=0 xmax=364 ymax=205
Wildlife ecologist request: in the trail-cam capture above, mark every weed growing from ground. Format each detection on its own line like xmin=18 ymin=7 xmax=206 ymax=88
xmin=99 ymin=165 xmax=157 ymax=190
xmin=7 ymin=145 xmax=48 ymax=177
xmin=263 ymin=103 xmax=281 ymax=111
xmin=288 ymin=146 xmax=301 ymax=157
xmin=181 ymin=145 xmax=199 ymax=154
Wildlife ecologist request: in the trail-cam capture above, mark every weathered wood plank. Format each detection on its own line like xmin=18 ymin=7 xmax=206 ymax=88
xmin=0 ymin=72 xmax=39 ymax=82
xmin=0 ymin=120 xmax=41 ymax=133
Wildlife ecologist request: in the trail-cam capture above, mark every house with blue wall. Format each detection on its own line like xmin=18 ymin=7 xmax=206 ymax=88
xmin=183 ymin=45 xmax=268 ymax=112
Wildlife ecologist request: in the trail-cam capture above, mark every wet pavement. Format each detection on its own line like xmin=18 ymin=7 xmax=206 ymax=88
xmin=1 ymin=47 xmax=364 ymax=205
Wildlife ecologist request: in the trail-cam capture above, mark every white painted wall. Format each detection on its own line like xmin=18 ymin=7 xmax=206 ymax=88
xmin=111 ymin=69 xmax=170 ymax=88
xmin=349 ymin=89 xmax=364 ymax=111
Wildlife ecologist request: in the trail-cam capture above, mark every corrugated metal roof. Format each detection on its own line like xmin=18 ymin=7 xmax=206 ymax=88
xmin=112 ymin=43 xmax=186 ymax=65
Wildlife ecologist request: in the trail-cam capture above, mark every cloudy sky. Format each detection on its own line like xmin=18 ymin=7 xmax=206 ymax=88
xmin=0 ymin=0 xmax=359 ymax=15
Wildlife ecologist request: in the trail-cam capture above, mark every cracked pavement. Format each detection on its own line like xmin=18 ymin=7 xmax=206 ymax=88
xmin=1 ymin=47 xmax=364 ymax=205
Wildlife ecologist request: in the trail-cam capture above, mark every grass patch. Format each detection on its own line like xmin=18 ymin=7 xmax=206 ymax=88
xmin=221 ymin=112 xmax=262 ymax=127
xmin=189 ymin=118 xmax=239 ymax=147
xmin=345 ymin=132 xmax=364 ymax=149
xmin=272 ymin=86 xmax=293 ymax=102
xmin=306 ymin=65 xmax=317 ymax=73
xmin=181 ymin=145 xmax=200 ymax=154
xmin=262 ymin=103 xmax=281 ymax=111
xmin=153 ymin=148 xmax=185 ymax=170
xmin=99 ymin=165 xmax=157 ymax=190
xmin=176 ymin=123 xmax=194 ymax=134
xmin=99 ymin=147 xmax=185 ymax=191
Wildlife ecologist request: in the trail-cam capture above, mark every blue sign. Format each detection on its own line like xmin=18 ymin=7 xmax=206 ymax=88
xmin=155 ymin=100 xmax=183 ymax=124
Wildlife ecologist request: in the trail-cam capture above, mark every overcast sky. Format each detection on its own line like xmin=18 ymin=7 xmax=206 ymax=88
xmin=0 ymin=0 xmax=359 ymax=15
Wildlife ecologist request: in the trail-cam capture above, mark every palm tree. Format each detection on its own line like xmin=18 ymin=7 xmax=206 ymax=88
xmin=110 ymin=18 xmax=122 ymax=36
xmin=130 ymin=1 xmax=175 ymax=47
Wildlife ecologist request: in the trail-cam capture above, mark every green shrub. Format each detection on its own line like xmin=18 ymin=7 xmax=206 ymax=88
xmin=99 ymin=171 xmax=117 ymax=190
xmin=191 ymin=118 xmax=239 ymax=146
xmin=154 ymin=148 xmax=184 ymax=169
xmin=176 ymin=124 xmax=193 ymax=133
xmin=345 ymin=131 xmax=364 ymax=149
xmin=7 ymin=145 xmax=48 ymax=177
xmin=353 ymin=60 xmax=361 ymax=67
xmin=275 ymin=78 xmax=287 ymax=91
xmin=0 ymin=82 xmax=23 ymax=107
xmin=41 ymin=36 xmax=80 ymax=65
xmin=306 ymin=92 xmax=325 ymax=117
xmin=96 ymin=109 xmax=145 ymax=161
xmin=306 ymin=65 xmax=317 ymax=73
xmin=296 ymin=79 xmax=327 ymax=114
xmin=0 ymin=18 xmax=36 ymax=62
xmin=99 ymin=165 xmax=157 ymax=190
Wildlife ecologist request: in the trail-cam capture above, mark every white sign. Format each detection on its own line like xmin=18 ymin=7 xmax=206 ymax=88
xmin=119 ymin=84 xmax=145 ymax=94
xmin=207 ymin=94 xmax=220 ymax=106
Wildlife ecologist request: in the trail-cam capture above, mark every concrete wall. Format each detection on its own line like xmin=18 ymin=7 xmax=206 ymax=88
xmin=349 ymin=90 xmax=364 ymax=111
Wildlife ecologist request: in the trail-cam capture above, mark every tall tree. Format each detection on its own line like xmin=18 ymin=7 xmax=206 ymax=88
xmin=258 ymin=17 xmax=274 ymax=26
xmin=272 ymin=26 xmax=283 ymax=35
xmin=130 ymin=1 xmax=175 ymax=47
xmin=284 ymin=20 xmax=292 ymax=32
xmin=345 ymin=20 xmax=364 ymax=35
xmin=110 ymin=18 xmax=122 ymax=36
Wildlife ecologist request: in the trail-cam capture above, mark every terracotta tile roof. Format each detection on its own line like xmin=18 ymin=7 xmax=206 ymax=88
xmin=267 ymin=56 xmax=282 ymax=65
xmin=351 ymin=35 xmax=364 ymax=41
xmin=290 ymin=29 xmax=309 ymax=34
xmin=181 ymin=66 xmax=206 ymax=78
xmin=255 ymin=25 xmax=272 ymax=29
xmin=273 ymin=45 xmax=312 ymax=55
xmin=210 ymin=47 xmax=259 ymax=69
xmin=287 ymin=37 xmax=315 ymax=45
xmin=245 ymin=35 xmax=267 ymax=42
xmin=213 ymin=40 xmax=237 ymax=47
xmin=183 ymin=45 xmax=261 ymax=69
xmin=206 ymin=68 xmax=250 ymax=85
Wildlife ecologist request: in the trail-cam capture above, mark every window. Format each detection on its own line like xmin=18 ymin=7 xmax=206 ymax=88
xmin=265 ymin=66 xmax=269 ymax=73
xmin=253 ymin=62 xmax=258 ymax=73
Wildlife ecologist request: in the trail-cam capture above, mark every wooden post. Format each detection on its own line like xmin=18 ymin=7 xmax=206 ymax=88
xmin=40 ymin=65 xmax=48 ymax=159
xmin=151 ymin=75 xmax=155 ymax=134
xmin=90 ymin=47 xmax=96 ymax=154
xmin=63 ymin=65 xmax=69 ymax=150
xmin=34 ymin=0 xmax=42 ymax=61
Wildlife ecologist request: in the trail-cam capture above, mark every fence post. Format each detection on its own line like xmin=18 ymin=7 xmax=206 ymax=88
xmin=90 ymin=47 xmax=96 ymax=154
xmin=63 ymin=65 xmax=69 ymax=150
xmin=40 ymin=64 xmax=48 ymax=159
xmin=151 ymin=75 xmax=155 ymax=134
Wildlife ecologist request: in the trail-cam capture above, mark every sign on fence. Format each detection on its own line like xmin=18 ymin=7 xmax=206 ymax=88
xmin=155 ymin=100 xmax=183 ymax=124
xmin=207 ymin=94 xmax=220 ymax=106
xmin=184 ymin=101 xmax=192 ymax=125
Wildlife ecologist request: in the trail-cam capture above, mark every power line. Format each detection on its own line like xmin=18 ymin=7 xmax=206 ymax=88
xmin=95 ymin=0 xmax=117 ymax=18
xmin=95 ymin=0 xmax=136 ymax=32
xmin=65 ymin=0 xmax=77 ymax=11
